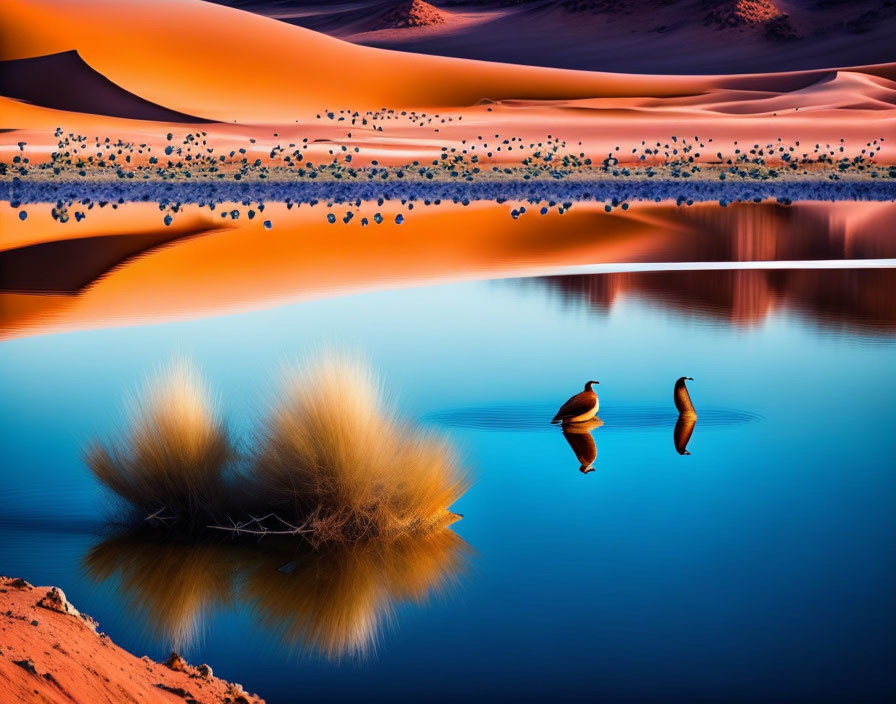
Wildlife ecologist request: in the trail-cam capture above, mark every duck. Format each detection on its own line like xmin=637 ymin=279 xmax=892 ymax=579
xmin=551 ymin=380 xmax=599 ymax=424
xmin=673 ymin=376 xmax=697 ymax=418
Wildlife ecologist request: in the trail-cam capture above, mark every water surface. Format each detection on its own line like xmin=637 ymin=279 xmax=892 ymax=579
xmin=1 ymin=204 xmax=894 ymax=703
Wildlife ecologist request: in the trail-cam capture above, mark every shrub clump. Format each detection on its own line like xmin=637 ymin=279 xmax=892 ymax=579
xmin=248 ymin=354 xmax=469 ymax=543
xmin=86 ymin=354 xmax=468 ymax=545
xmin=86 ymin=359 xmax=233 ymax=524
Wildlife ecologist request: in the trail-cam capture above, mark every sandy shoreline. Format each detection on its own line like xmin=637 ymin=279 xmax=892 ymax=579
xmin=0 ymin=576 xmax=264 ymax=704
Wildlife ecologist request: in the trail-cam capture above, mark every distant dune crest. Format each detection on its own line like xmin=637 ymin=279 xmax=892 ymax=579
xmin=217 ymin=0 xmax=893 ymax=73
xmin=708 ymin=0 xmax=784 ymax=25
xmin=559 ymin=0 xmax=793 ymax=33
xmin=0 ymin=50 xmax=206 ymax=123
xmin=373 ymin=0 xmax=447 ymax=29
xmin=704 ymin=0 xmax=797 ymax=39
xmin=560 ymin=0 xmax=667 ymax=12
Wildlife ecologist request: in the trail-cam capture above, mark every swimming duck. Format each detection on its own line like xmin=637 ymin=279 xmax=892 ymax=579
xmin=551 ymin=380 xmax=599 ymax=424
xmin=673 ymin=377 xmax=697 ymax=418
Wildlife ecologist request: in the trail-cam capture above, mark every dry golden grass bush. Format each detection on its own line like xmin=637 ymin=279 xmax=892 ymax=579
xmin=85 ymin=353 xmax=468 ymax=545
xmin=248 ymin=353 xmax=470 ymax=543
xmin=83 ymin=354 xmax=471 ymax=657
xmin=85 ymin=360 xmax=233 ymax=523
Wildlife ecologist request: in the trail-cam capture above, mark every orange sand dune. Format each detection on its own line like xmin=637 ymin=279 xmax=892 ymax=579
xmin=1 ymin=3 xmax=893 ymax=168
xmin=0 ymin=0 xmax=712 ymax=123
xmin=2 ymin=0 xmax=895 ymax=125
xmin=2 ymin=200 xmax=893 ymax=340
xmin=3 ymin=88 xmax=894 ymax=168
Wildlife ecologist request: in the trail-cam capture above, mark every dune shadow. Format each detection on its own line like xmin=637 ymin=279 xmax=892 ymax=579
xmin=0 ymin=51 xmax=207 ymax=123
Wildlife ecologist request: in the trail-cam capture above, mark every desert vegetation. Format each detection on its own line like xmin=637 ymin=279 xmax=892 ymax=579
xmin=86 ymin=359 xmax=234 ymax=524
xmin=5 ymin=127 xmax=893 ymax=228
xmin=85 ymin=354 xmax=469 ymax=545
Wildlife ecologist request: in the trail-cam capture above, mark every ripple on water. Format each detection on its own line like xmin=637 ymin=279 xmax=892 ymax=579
xmin=423 ymin=404 xmax=762 ymax=432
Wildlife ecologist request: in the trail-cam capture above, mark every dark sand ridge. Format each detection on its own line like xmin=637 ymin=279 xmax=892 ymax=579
xmin=0 ymin=51 xmax=209 ymax=123
xmin=244 ymin=0 xmax=896 ymax=75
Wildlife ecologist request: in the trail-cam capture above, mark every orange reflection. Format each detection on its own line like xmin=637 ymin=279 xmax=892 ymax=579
xmin=673 ymin=415 xmax=697 ymax=456
xmin=84 ymin=529 xmax=471 ymax=659
xmin=560 ymin=417 xmax=604 ymax=474
xmin=3 ymin=201 xmax=894 ymax=339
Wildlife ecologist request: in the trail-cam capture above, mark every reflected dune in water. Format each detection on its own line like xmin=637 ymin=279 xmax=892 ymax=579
xmin=534 ymin=267 xmax=896 ymax=333
xmin=2 ymin=200 xmax=895 ymax=339
xmin=84 ymin=530 xmax=471 ymax=659
xmin=0 ymin=201 xmax=658 ymax=339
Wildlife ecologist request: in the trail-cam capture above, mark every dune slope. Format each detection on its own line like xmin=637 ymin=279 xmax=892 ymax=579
xmin=0 ymin=0 xmax=893 ymax=129
xmin=5 ymin=0 xmax=869 ymax=124
xmin=0 ymin=51 xmax=208 ymax=123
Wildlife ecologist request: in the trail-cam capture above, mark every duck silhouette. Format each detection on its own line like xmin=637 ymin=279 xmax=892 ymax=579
xmin=551 ymin=380 xmax=599 ymax=424
xmin=674 ymin=376 xmax=697 ymax=418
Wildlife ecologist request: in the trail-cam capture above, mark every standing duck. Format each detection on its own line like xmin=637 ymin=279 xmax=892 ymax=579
xmin=551 ymin=380 xmax=600 ymax=424
xmin=673 ymin=377 xmax=697 ymax=418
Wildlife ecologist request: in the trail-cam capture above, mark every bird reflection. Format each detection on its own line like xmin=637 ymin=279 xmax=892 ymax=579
xmin=673 ymin=376 xmax=698 ymax=455
xmin=673 ymin=414 xmax=697 ymax=455
xmin=561 ymin=417 xmax=604 ymax=473
xmin=84 ymin=529 xmax=470 ymax=659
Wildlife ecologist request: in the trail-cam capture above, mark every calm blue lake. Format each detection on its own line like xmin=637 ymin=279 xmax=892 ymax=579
xmin=1 ymin=259 xmax=895 ymax=702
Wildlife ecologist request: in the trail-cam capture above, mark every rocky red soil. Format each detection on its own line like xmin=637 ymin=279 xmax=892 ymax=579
xmin=705 ymin=0 xmax=784 ymax=26
xmin=0 ymin=576 xmax=264 ymax=704
xmin=704 ymin=0 xmax=797 ymax=38
xmin=373 ymin=0 xmax=446 ymax=29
